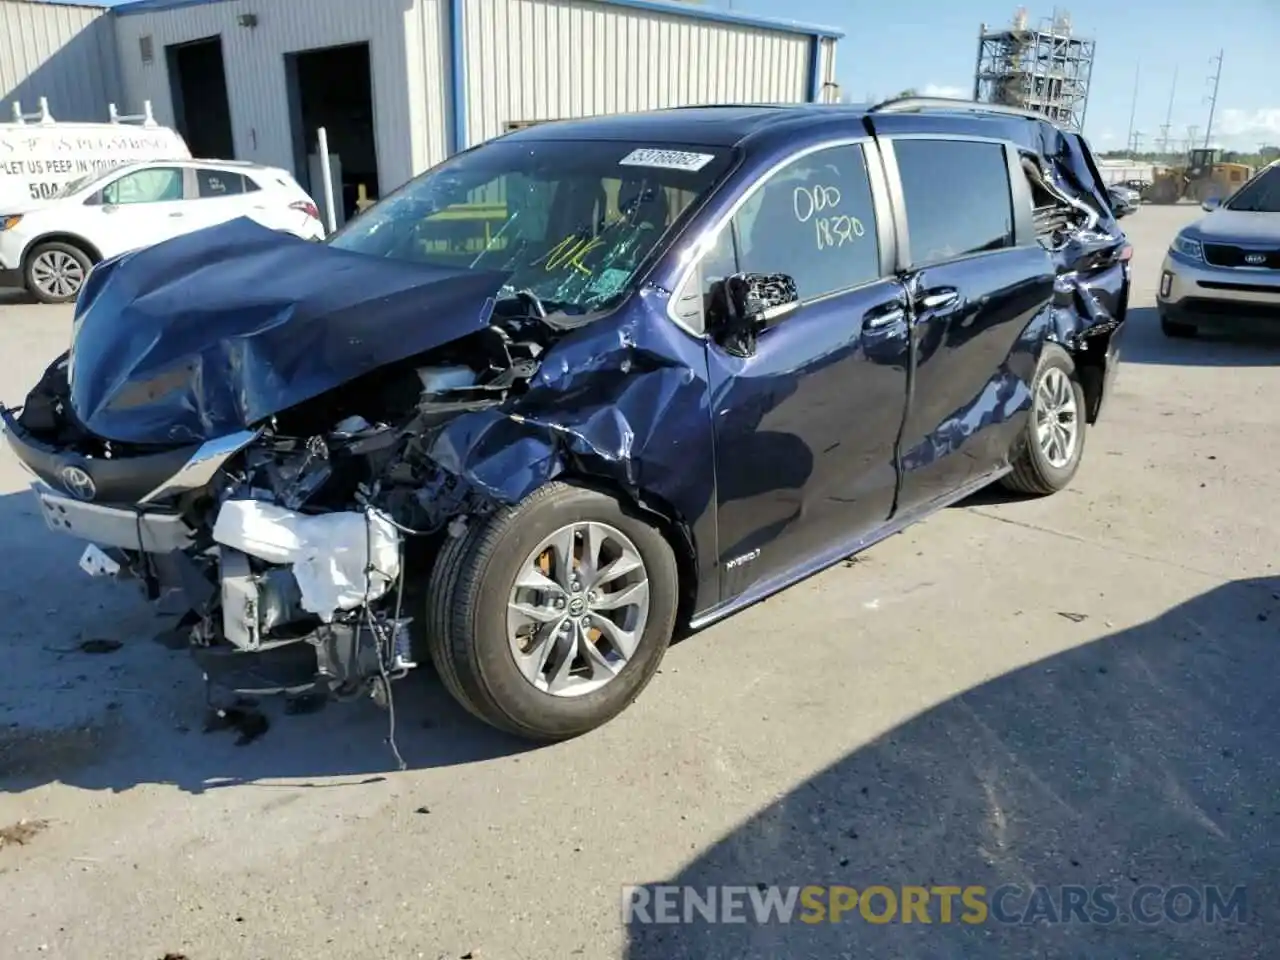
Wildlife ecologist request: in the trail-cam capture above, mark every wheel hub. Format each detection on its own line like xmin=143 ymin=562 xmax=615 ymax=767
xmin=1035 ymin=366 xmax=1079 ymax=469
xmin=506 ymin=520 xmax=651 ymax=698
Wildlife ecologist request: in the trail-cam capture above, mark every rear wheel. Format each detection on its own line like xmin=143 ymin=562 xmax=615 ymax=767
xmin=25 ymin=241 xmax=93 ymax=304
xmin=425 ymin=482 xmax=679 ymax=741
xmin=1001 ymin=344 xmax=1087 ymax=496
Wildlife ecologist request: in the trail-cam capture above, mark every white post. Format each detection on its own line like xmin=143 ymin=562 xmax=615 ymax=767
xmin=11 ymin=101 xmax=22 ymax=123
xmin=316 ymin=126 xmax=338 ymax=233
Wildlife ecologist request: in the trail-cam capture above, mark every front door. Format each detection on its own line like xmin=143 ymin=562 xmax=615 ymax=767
xmin=92 ymin=166 xmax=191 ymax=258
xmin=699 ymin=141 xmax=911 ymax=602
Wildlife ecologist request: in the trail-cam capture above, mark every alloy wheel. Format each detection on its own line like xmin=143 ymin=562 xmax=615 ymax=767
xmin=30 ymin=250 xmax=85 ymax=300
xmin=506 ymin=521 xmax=651 ymax=697
xmin=1035 ymin=366 xmax=1079 ymax=469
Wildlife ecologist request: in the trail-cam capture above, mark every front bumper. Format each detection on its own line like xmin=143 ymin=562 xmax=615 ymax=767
xmin=1158 ymin=251 xmax=1280 ymax=320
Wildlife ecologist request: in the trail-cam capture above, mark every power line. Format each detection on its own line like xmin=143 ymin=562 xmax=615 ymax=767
xmin=1125 ymin=62 xmax=1140 ymax=157
xmin=1203 ymin=50 xmax=1223 ymax=149
xmin=1158 ymin=66 xmax=1178 ymax=155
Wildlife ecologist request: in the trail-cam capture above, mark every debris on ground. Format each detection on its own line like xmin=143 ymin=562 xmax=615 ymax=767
xmin=284 ymin=692 xmax=328 ymax=716
xmin=1057 ymin=611 xmax=1089 ymax=623
xmin=79 ymin=638 xmax=124 ymax=654
xmin=204 ymin=699 xmax=270 ymax=746
xmin=0 ymin=818 xmax=50 ymax=849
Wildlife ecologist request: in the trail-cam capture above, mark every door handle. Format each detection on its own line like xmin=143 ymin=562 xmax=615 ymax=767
xmin=863 ymin=306 xmax=906 ymax=330
xmin=919 ymin=289 xmax=961 ymax=310
xmin=168 ymin=212 xmax=184 ymax=218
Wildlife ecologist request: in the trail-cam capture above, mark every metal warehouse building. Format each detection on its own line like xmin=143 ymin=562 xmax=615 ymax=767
xmin=3 ymin=0 xmax=842 ymax=219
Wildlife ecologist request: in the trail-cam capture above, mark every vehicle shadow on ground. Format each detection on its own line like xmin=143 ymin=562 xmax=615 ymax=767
xmin=625 ymin=575 xmax=1279 ymax=958
xmin=0 ymin=489 xmax=532 ymax=796
xmin=1122 ymin=306 xmax=1280 ymax=367
xmin=0 ymin=287 xmax=36 ymax=307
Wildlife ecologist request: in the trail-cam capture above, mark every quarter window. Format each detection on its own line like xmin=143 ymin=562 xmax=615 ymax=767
xmin=102 ymin=167 xmax=184 ymax=205
xmin=196 ymin=169 xmax=249 ymax=198
xmin=893 ymin=139 xmax=1014 ymax=265
xmin=710 ymin=144 xmax=881 ymax=302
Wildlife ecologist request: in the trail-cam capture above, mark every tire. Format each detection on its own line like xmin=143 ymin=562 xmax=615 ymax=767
xmin=24 ymin=240 xmax=93 ymax=305
xmin=1160 ymin=314 xmax=1198 ymax=338
xmin=425 ymin=481 xmax=680 ymax=741
xmin=1001 ymin=343 xmax=1087 ymax=496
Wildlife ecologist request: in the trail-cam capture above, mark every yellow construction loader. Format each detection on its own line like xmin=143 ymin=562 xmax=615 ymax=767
xmin=1147 ymin=148 xmax=1254 ymax=204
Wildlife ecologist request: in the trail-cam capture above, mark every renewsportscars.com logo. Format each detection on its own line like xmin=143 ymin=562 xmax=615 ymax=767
xmin=623 ymin=884 xmax=1248 ymax=926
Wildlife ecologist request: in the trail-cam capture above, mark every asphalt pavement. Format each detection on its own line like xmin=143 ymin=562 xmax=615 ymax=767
xmin=1 ymin=203 xmax=1277 ymax=959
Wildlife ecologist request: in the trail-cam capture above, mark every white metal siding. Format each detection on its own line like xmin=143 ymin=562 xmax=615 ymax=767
xmin=113 ymin=0 xmax=436 ymax=194
xmin=0 ymin=0 xmax=122 ymax=122
xmin=462 ymin=0 xmax=813 ymax=148
xmin=404 ymin=0 xmax=451 ymax=175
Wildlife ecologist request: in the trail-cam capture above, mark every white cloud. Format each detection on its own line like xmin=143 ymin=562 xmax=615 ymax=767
xmin=920 ymin=84 xmax=968 ymax=99
xmin=1211 ymin=108 xmax=1280 ymax=149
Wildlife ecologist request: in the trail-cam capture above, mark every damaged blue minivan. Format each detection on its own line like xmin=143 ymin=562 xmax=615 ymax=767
xmin=1 ymin=99 xmax=1130 ymax=741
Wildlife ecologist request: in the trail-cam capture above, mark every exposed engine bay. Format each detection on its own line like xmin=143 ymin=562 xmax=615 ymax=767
xmin=6 ymin=292 xmax=564 ymax=724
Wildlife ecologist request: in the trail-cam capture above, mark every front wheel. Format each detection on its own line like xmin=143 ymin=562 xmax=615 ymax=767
xmin=25 ymin=241 xmax=93 ymax=304
xmin=425 ymin=482 xmax=680 ymax=741
xmin=1001 ymin=344 xmax=1087 ymax=496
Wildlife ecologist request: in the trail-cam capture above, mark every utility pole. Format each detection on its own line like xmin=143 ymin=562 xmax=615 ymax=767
xmin=1204 ymin=49 xmax=1223 ymax=149
xmin=1187 ymin=125 xmax=1199 ymax=155
xmin=1158 ymin=66 xmax=1178 ymax=156
xmin=1125 ymin=63 xmax=1140 ymax=159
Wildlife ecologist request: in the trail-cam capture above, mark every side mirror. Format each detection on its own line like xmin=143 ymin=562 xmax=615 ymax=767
xmin=1201 ymin=197 xmax=1222 ymax=212
xmin=708 ymin=272 xmax=800 ymax=358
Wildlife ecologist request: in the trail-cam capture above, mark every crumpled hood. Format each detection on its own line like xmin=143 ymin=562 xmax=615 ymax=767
xmin=1190 ymin=209 xmax=1280 ymax=243
xmin=68 ymin=217 xmax=510 ymax=445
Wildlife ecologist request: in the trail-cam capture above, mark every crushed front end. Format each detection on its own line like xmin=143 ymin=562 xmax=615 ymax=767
xmin=1 ymin=304 xmax=556 ymax=710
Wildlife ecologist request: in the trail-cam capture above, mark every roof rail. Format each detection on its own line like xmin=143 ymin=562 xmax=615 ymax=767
xmin=10 ymin=97 xmax=55 ymax=125
xmin=109 ymin=100 xmax=158 ymax=127
xmin=868 ymin=96 xmax=1061 ymax=126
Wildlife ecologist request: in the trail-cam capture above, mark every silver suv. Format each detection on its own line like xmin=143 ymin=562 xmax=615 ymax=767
xmin=1157 ymin=160 xmax=1280 ymax=337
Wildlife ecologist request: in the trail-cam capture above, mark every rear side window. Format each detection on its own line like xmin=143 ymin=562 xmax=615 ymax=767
xmin=893 ymin=139 xmax=1013 ymax=265
xmin=196 ymin=169 xmax=252 ymax=198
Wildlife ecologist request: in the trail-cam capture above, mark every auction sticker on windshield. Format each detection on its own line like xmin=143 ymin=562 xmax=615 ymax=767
xmin=619 ymin=148 xmax=715 ymax=172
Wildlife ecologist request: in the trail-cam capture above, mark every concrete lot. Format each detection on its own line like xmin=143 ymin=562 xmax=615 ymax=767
xmin=0 ymin=204 xmax=1277 ymax=958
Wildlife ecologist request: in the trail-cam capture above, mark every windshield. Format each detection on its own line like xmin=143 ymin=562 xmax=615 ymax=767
xmin=327 ymin=139 xmax=733 ymax=316
xmin=1226 ymin=165 xmax=1280 ymax=213
xmin=56 ymin=164 xmax=130 ymax=199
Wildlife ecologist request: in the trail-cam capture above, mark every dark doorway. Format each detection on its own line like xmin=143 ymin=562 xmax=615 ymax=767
xmin=166 ymin=36 xmax=235 ymax=159
xmin=285 ymin=42 xmax=379 ymax=224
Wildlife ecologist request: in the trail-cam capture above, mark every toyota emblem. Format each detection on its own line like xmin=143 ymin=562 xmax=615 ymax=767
xmin=59 ymin=465 xmax=97 ymax=501
xmin=1244 ymin=253 xmax=1266 ymax=266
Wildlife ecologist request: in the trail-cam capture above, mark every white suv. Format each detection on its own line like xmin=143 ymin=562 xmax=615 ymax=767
xmin=0 ymin=159 xmax=326 ymax=303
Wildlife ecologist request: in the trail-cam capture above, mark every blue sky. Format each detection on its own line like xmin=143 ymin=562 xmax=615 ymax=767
xmin=67 ymin=0 xmax=1280 ymax=152
xmin=728 ymin=0 xmax=1280 ymax=151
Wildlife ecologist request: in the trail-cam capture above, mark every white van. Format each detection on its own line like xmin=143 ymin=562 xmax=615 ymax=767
xmin=0 ymin=100 xmax=191 ymax=211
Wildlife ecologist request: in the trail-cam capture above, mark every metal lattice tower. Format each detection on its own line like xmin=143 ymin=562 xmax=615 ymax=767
xmin=972 ymin=7 xmax=1096 ymax=132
